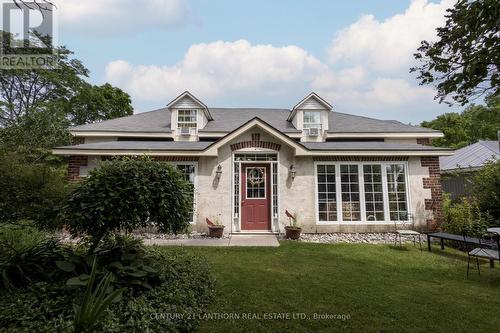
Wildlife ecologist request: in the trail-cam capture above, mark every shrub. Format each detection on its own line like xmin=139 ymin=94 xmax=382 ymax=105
xmin=441 ymin=195 xmax=491 ymax=236
xmin=60 ymin=234 xmax=164 ymax=292
xmin=0 ymin=152 xmax=69 ymax=229
xmin=472 ymin=160 xmax=500 ymax=225
xmin=61 ymin=157 xmax=193 ymax=248
xmin=0 ymin=250 xmax=215 ymax=333
xmin=0 ymin=223 xmax=65 ymax=290
xmin=0 ymin=282 xmax=75 ymax=332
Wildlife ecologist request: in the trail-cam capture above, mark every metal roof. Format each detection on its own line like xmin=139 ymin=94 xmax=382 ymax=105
xmin=440 ymin=140 xmax=499 ymax=171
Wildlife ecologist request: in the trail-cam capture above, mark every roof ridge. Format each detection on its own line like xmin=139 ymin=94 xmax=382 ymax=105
xmin=210 ymin=107 xmax=291 ymax=111
xmin=479 ymin=140 xmax=500 ymax=155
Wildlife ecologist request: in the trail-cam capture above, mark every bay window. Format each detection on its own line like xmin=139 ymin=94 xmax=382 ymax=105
xmin=316 ymin=162 xmax=409 ymax=223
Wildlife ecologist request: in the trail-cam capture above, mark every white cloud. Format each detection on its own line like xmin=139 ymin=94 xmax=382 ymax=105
xmin=328 ymin=0 xmax=454 ymax=72
xmin=106 ymin=40 xmax=327 ymax=102
xmin=56 ymin=0 xmax=189 ymax=35
xmin=104 ymin=1 xmax=457 ymax=122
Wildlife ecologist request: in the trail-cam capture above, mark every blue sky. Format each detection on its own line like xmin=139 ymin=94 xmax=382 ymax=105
xmin=55 ymin=0 xmax=459 ymax=124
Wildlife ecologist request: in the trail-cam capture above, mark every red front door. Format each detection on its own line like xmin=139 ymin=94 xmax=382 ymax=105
xmin=241 ymin=164 xmax=271 ymax=230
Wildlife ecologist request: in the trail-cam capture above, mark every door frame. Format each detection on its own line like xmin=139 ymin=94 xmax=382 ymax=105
xmin=232 ymin=151 xmax=279 ymax=233
xmin=241 ymin=163 xmax=271 ymax=230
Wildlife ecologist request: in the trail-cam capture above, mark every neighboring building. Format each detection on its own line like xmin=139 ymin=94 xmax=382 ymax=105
xmin=53 ymin=92 xmax=452 ymax=233
xmin=440 ymin=139 xmax=500 ymax=200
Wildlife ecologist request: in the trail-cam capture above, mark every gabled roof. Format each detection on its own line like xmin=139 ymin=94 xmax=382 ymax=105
xmin=287 ymin=92 xmax=332 ymax=121
xmin=55 ymin=117 xmax=453 ymax=157
xmin=166 ymin=91 xmax=213 ymax=120
xmin=440 ymin=140 xmax=499 ymax=171
xmin=69 ymin=107 xmax=439 ymax=136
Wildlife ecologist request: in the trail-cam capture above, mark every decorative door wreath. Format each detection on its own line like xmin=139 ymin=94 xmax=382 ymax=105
xmin=247 ymin=167 xmax=265 ymax=186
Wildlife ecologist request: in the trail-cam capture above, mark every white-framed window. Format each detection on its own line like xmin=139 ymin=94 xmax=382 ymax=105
xmin=386 ymin=164 xmax=408 ymax=221
xmin=171 ymin=162 xmax=197 ymax=224
xmin=177 ymin=109 xmax=197 ymax=129
xmin=303 ymin=111 xmax=321 ymax=129
xmin=315 ymin=162 xmax=410 ymax=223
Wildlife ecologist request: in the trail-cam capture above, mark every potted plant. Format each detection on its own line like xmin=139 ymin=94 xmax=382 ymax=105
xmin=206 ymin=217 xmax=225 ymax=238
xmin=284 ymin=211 xmax=302 ymax=240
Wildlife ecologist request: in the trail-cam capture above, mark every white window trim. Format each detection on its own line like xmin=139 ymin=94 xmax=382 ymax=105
xmin=314 ymin=161 xmax=411 ymax=225
xmin=170 ymin=162 xmax=198 ymax=224
xmin=177 ymin=109 xmax=198 ymax=129
xmin=302 ymin=110 xmax=322 ymax=129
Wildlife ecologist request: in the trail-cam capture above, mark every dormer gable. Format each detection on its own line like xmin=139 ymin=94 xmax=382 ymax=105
xmin=167 ymin=91 xmax=212 ymax=141
xmin=288 ymin=92 xmax=332 ymax=142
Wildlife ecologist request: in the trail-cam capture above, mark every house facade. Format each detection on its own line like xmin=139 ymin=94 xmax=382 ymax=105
xmin=53 ymin=92 xmax=452 ymax=234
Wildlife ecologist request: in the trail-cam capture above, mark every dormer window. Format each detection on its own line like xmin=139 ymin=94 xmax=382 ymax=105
xmin=303 ymin=111 xmax=321 ymax=129
xmin=178 ymin=109 xmax=197 ymax=129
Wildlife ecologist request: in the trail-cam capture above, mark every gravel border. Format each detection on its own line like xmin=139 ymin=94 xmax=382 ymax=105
xmin=279 ymin=232 xmax=427 ymax=244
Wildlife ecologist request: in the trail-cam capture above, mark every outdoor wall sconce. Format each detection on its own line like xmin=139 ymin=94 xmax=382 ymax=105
xmin=289 ymin=164 xmax=296 ymax=180
xmin=215 ymin=164 xmax=222 ymax=180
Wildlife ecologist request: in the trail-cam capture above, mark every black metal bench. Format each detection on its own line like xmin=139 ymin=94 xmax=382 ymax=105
xmin=427 ymin=232 xmax=496 ymax=267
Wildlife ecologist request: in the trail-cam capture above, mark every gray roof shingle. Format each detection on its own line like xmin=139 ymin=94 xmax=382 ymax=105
xmin=56 ymin=141 xmax=212 ymax=151
xmin=56 ymin=140 xmax=448 ymax=153
xmin=302 ymin=142 xmax=449 ymax=151
xmin=440 ymin=140 xmax=499 ymax=171
xmin=70 ymin=107 xmax=438 ymax=134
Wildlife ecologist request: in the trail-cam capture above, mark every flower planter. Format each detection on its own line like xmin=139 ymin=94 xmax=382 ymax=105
xmin=208 ymin=225 xmax=225 ymax=238
xmin=285 ymin=226 xmax=302 ymax=240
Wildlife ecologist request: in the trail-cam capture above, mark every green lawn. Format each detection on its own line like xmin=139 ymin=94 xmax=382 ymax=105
xmin=156 ymin=242 xmax=500 ymax=333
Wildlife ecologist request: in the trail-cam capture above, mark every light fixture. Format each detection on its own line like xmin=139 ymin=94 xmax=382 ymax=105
xmin=215 ymin=164 xmax=222 ymax=180
xmin=289 ymin=164 xmax=296 ymax=180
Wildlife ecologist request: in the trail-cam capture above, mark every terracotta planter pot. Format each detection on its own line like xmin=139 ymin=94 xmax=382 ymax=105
xmin=208 ymin=225 xmax=225 ymax=238
xmin=285 ymin=226 xmax=302 ymax=240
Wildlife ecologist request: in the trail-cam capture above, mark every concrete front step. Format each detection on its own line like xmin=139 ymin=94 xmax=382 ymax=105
xmin=144 ymin=234 xmax=280 ymax=247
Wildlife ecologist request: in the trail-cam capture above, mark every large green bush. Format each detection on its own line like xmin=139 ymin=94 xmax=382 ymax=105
xmin=441 ymin=195 xmax=491 ymax=235
xmin=472 ymin=160 xmax=500 ymax=224
xmin=61 ymin=158 xmax=193 ymax=248
xmin=0 ymin=152 xmax=69 ymax=229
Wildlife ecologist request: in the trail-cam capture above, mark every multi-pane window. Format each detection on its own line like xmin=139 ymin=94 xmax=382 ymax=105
xmin=246 ymin=167 xmax=266 ymax=198
xmin=234 ymin=163 xmax=240 ymax=217
xmin=174 ymin=164 xmax=196 ymax=223
xmin=316 ymin=163 xmax=409 ymax=223
xmin=303 ymin=111 xmax=321 ymax=129
xmin=363 ymin=165 xmax=385 ymax=221
xmin=317 ymin=165 xmax=337 ymax=222
xmin=340 ymin=165 xmax=361 ymax=221
xmin=386 ymin=164 xmax=408 ymax=221
xmin=177 ymin=109 xmax=197 ymax=128
xmin=272 ymin=163 xmax=278 ymax=218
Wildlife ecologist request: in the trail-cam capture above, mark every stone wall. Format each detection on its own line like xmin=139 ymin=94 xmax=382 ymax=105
xmin=68 ymin=155 xmax=88 ymax=181
xmin=421 ymin=156 xmax=443 ymax=231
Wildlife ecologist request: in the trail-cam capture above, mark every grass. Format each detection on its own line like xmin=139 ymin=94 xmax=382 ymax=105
xmin=157 ymin=241 xmax=500 ymax=333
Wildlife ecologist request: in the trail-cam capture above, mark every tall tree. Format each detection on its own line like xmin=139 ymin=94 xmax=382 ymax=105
xmin=66 ymin=83 xmax=133 ymax=126
xmin=0 ymin=32 xmax=88 ymax=126
xmin=421 ymin=96 xmax=500 ymax=148
xmin=411 ymin=0 xmax=499 ymax=105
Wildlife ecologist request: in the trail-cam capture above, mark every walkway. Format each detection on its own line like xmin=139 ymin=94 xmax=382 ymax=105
xmin=143 ymin=234 xmax=280 ymax=247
